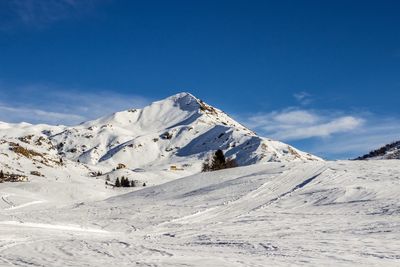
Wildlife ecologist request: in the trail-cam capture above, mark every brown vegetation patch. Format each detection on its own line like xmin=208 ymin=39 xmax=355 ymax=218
xmin=9 ymin=143 xmax=43 ymax=159
xmin=0 ymin=171 xmax=28 ymax=182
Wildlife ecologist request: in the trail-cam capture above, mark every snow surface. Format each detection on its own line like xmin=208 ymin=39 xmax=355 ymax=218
xmin=0 ymin=160 xmax=399 ymax=266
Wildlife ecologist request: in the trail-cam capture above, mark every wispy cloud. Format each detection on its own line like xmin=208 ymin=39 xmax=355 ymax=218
xmin=0 ymin=105 xmax=85 ymax=125
xmin=0 ymin=0 xmax=107 ymax=30
xmin=0 ymin=84 xmax=151 ymax=125
xmin=247 ymin=109 xmax=364 ymax=141
xmin=12 ymin=0 xmax=78 ymax=23
xmin=293 ymin=91 xmax=312 ymax=105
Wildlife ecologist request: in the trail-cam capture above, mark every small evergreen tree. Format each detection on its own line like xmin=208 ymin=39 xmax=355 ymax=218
xmin=120 ymin=176 xmax=132 ymax=187
xmin=115 ymin=177 xmax=121 ymax=187
xmin=201 ymin=160 xmax=211 ymax=172
xmin=202 ymin=150 xmax=238 ymax=172
xmin=0 ymin=170 xmax=4 ymax=179
xmin=211 ymin=149 xmax=226 ymax=170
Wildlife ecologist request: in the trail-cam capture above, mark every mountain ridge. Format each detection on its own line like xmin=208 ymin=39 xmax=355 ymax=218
xmin=355 ymin=140 xmax=400 ymax=160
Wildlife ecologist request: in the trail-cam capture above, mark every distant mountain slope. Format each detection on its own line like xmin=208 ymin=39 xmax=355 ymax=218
xmin=0 ymin=92 xmax=321 ymax=184
xmin=355 ymin=141 xmax=400 ymax=160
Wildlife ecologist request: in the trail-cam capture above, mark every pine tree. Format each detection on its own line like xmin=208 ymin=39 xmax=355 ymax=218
xmin=214 ymin=149 xmax=225 ymax=163
xmin=0 ymin=170 xmax=4 ymax=179
xmin=202 ymin=150 xmax=238 ymax=172
xmin=121 ymin=176 xmax=132 ymax=187
xmin=210 ymin=149 xmax=226 ymax=170
xmin=211 ymin=149 xmax=226 ymax=171
xmin=115 ymin=177 xmax=121 ymax=187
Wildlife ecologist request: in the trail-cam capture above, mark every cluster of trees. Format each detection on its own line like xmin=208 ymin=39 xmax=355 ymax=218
xmin=202 ymin=149 xmax=238 ymax=172
xmin=355 ymin=140 xmax=400 ymax=160
xmin=114 ymin=176 xmax=146 ymax=187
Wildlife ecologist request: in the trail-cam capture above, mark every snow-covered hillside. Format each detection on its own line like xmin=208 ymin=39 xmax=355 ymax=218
xmin=0 ymin=160 xmax=399 ymax=266
xmin=356 ymin=141 xmax=400 ymax=160
xmin=0 ymin=92 xmax=320 ymax=186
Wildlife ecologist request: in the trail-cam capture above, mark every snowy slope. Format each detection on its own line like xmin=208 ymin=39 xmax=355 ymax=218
xmin=0 ymin=160 xmax=399 ymax=266
xmin=356 ymin=140 xmax=400 ymax=160
xmin=1 ymin=93 xmax=320 ymax=186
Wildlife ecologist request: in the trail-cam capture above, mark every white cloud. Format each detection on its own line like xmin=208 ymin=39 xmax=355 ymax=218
xmin=0 ymin=84 xmax=152 ymax=125
xmin=247 ymin=109 xmax=364 ymax=141
xmin=44 ymin=89 xmax=151 ymax=120
xmin=0 ymin=105 xmax=85 ymax=125
xmin=273 ymin=110 xmax=319 ymax=125
xmin=277 ymin=116 xmax=364 ymax=140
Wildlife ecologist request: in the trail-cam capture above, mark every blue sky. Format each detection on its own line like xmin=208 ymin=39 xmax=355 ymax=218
xmin=0 ymin=0 xmax=399 ymax=159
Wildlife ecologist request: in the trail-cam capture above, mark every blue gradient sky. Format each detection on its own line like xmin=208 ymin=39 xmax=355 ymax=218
xmin=0 ymin=0 xmax=399 ymax=159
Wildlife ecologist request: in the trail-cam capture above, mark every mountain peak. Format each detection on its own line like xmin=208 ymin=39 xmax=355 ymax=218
xmin=167 ymin=92 xmax=198 ymax=101
xmin=166 ymin=92 xmax=202 ymax=109
xmin=159 ymin=92 xmax=218 ymax=115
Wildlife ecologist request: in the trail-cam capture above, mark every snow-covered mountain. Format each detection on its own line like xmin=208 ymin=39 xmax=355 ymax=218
xmin=0 ymin=92 xmax=320 ymax=185
xmin=355 ymin=141 xmax=400 ymax=160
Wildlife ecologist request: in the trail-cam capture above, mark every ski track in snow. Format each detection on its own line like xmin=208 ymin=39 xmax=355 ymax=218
xmin=0 ymin=161 xmax=399 ymax=266
xmin=0 ymin=221 xmax=110 ymax=233
xmin=4 ymin=200 xmax=46 ymax=211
